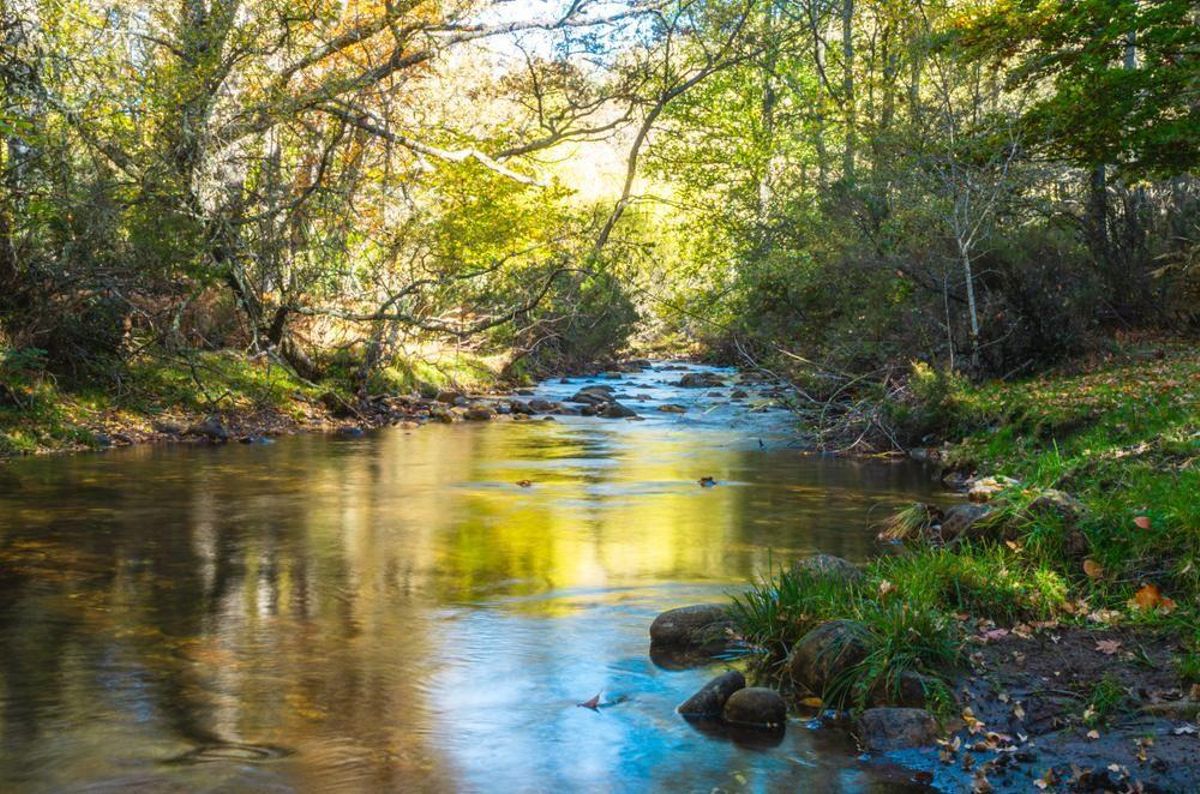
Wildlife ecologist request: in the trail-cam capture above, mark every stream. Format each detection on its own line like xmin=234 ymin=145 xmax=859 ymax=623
xmin=0 ymin=363 xmax=944 ymax=792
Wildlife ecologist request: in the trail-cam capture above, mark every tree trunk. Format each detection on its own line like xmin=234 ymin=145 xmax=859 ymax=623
xmin=841 ymin=0 xmax=855 ymax=182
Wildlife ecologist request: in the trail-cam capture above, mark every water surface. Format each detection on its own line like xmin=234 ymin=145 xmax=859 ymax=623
xmin=0 ymin=365 xmax=941 ymax=792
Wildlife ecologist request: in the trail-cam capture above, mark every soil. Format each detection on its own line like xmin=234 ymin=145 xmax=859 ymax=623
xmin=871 ymin=624 xmax=1200 ymax=792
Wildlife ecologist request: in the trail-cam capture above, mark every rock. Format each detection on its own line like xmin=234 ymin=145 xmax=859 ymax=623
xmin=320 ymin=391 xmax=357 ymax=418
xmin=791 ymin=554 xmax=865 ymax=585
xmin=722 ymin=687 xmax=787 ymax=730
xmin=509 ymin=400 xmax=534 ymax=415
xmin=730 ymin=389 xmax=749 ymax=399
xmin=603 ymin=371 xmax=623 ymax=379
xmin=649 ymin=604 xmax=734 ymax=651
xmin=599 ymin=401 xmax=638 ymax=419
xmin=528 ymin=399 xmax=556 ymax=412
xmin=869 ymin=670 xmax=940 ymax=708
xmin=787 ymin=620 xmax=870 ymax=697
xmin=436 ymin=390 xmax=462 ymax=404
xmin=967 ymin=475 xmax=1020 ymax=502
xmin=153 ymin=419 xmax=185 ymax=435
xmin=856 ymin=708 xmax=938 ymax=751
xmin=658 ymin=404 xmax=687 ymax=413
xmin=93 ymin=433 xmax=113 ymax=448
xmin=677 ymin=671 xmax=746 ymax=717
xmin=430 ymin=408 xmax=455 ymax=424
xmin=452 ymin=395 xmax=470 ymax=407
xmin=939 ymin=503 xmax=993 ymax=542
xmin=337 ymin=426 xmax=365 ymax=437
xmin=568 ymin=385 xmax=615 ymax=405
xmin=189 ymin=416 xmax=230 ymax=442
xmin=464 ymin=405 xmax=494 ymax=421
xmin=1026 ymin=488 xmax=1087 ymax=526
xmin=678 ymin=372 xmax=726 ymax=388
xmin=516 ymin=388 xmax=535 ymax=396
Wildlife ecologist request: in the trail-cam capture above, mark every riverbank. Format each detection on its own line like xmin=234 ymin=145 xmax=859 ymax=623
xmin=0 ymin=348 xmax=521 ymax=458
xmin=718 ymin=339 xmax=1199 ymax=790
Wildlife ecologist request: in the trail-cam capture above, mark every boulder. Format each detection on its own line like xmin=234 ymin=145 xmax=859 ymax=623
xmin=509 ymin=400 xmax=535 ymax=415
xmin=787 ymin=620 xmax=870 ymax=697
xmin=599 ymin=401 xmax=638 ymax=419
xmin=189 ymin=416 xmax=230 ymax=442
xmin=677 ymin=671 xmax=746 ymax=717
xmin=730 ymin=389 xmax=749 ymax=399
xmin=464 ymin=405 xmax=494 ymax=421
xmin=939 ymin=503 xmax=993 ymax=542
xmin=658 ymin=404 xmax=687 ymax=414
xmin=337 ymin=426 xmax=365 ymax=437
xmin=649 ymin=604 xmax=734 ymax=651
xmin=435 ymin=389 xmax=462 ymax=404
xmin=528 ymin=399 xmax=556 ymax=412
xmin=722 ymin=687 xmax=787 ymax=730
xmin=856 ymin=708 xmax=938 ymax=751
xmin=791 ymin=554 xmax=865 ymax=585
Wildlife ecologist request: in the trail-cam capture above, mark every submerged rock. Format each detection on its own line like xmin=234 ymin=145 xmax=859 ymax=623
xmin=787 ymin=620 xmax=870 ymax=698
xmin=678 ymin=372 xmax=726 ymax=389
xmin=649 ymin=604 xmax=734 ymax=652
xmin=791 ymin=554 xmax=865 ymax=585
xmin=658 ymin=404 xmax=687 ymax=414
xmin=856 ymin=707 xmax=938 ymax=751
xmin=722 ymin=687 xmax=787 ymax=731
xmin=678 ymin=671 xmax=746 ymax=717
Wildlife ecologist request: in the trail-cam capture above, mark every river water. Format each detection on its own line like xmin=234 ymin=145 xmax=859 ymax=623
xmin=0 ymin=364 xmax=942 ymax=792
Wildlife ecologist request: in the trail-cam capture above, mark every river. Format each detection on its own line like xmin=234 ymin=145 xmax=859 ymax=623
xmin=0 ymin=364 xmax=943 ymax=792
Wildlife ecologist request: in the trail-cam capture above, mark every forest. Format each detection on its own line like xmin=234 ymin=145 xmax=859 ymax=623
xmin=2 ymin=0 xmax=1195 ymax=413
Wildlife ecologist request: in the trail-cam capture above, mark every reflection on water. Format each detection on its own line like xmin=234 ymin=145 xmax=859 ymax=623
xmin=0 ymin=366 xmax=940 ymax=792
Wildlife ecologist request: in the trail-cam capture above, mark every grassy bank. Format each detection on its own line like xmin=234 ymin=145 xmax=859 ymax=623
xmin=732 ymin=339 xmax=1200 ymax=711
xmin=0 ymin=346 xmax=507 ymax=457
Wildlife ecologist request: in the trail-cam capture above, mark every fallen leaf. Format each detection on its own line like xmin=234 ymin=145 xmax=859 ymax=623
xmin=577 ymin=694 xmax=600 ymax=710
xmin=1095 ymin=639 xmax=1122 ymax=655
xmin=1086 ymin=729 xmax=1100 ymax=740
xmin=1083 ymin=559 xmax=1105 ymax=579
xmin=1013 ymin=702 xmax=1026 ymax=720
xmin=878 ymin=580 xmax=897 ymax=598
xmin=799 ymin=696 xmax=823 ymax=708
xmin=1134 ymin=515 xmax=1152 ymax=530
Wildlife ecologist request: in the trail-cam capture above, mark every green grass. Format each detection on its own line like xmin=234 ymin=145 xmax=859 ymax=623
xmin=728 ymin=341 xmax=1198 ymax=713
xmin=908 ymin=342 xmax=1199 ymax=622
xmin=728 ymin=546 xmax=1067 ymax=711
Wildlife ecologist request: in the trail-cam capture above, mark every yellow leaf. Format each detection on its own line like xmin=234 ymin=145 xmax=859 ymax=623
xmin=1083 ymin=559 xmax=1104 ymax=579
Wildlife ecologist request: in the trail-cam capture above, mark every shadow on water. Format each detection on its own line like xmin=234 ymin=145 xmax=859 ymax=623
xmin=0 ymin=364 xmax=944 ymax=792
